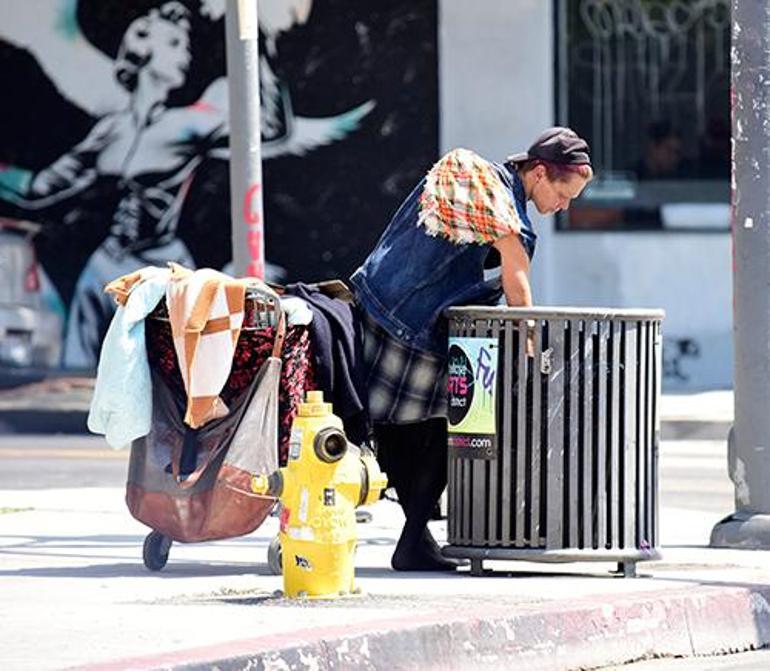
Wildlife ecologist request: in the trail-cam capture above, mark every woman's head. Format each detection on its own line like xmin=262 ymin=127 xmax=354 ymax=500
xmin=115 ymin=2 xmax=192 ymax=92
xmin=518 ymin=161 xmax=593 ymax=215
xmin=507 ymin=126 xmax=593 ymax=214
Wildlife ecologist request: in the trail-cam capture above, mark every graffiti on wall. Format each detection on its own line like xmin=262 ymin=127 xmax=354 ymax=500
xmin=0 ymin=0 xmax=439 ymax=367
xmin=663 ymin=336 xmax=702 ymax=383
xmin=569 ymin=0 xmax=729 ymax=174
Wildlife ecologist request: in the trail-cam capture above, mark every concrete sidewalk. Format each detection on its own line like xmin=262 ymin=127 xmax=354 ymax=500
xmin=0 ymin=377 xmax=734 ymax=440
xmin=2 ymin=464 xmax=770 ymax=671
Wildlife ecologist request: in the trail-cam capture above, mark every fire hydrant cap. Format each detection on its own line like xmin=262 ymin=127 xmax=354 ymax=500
xmin=299 ymin=390 xmax=334 ymax=417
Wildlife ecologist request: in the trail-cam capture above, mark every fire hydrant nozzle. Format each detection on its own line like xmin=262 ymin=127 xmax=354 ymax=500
xmin=314 ymin=428 xmax=348 ymax=463
xmin=250 ymin=471 xmax=283 ymax=498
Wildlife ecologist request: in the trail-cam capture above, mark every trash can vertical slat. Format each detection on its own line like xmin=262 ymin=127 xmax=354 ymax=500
xmin=642 ymin=320 xmax=652 ymax=548
xmin=652 ymin=321 xmax=662 ymax=547
xmin=609 ymin=321 xmax=621 ymax=549
xmin=470 ymin=319 xmax=485 ymax=547
xmin=568 ymin=320 xmax=581 ymax=549
xmin=530 ymin=321 xmax=543 ymax=546
xmin=472 ymin=459 xmax=486 ymax=545
xmin=501 ymin=320 xmax=514 ymax=546
xmin=636 ymin=320 xmax=647 ymax=548
xmin=595 ymin=321 xmax=609 ymax=549
xmin=647 ymin=320 xmax=656 ymax=548
xmin=515 ymin=320 xmax=528 ymax=547
xmin=623 ymin=322 xmax=638 ymax=550
xmin=456 ymin=319 xmax=464 ymax=545
xmin=453 ymin=321 xmax=463 ymax=544
xmin=447 ymin=448 xmax=453 ymax=539
xmin=546 ymin=322 xmax=565 ymax=549
xmin=488 ymin=320 xmax=501 ymax=545
xmin=581 ymin=320 xmax=594 ymax=551
xmin=454 ymin=456 xmax=462 ymax=543
xmin=461 ymin=445 xmax=471 ymax=543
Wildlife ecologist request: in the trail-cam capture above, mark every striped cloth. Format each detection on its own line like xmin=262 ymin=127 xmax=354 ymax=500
xmin=165 ymin=263 xmax=255 ymax=429
xmin=417 ymin=148 xmax=523 ymax=245
xmin=361 ymin=311 xmax=447 ymax=424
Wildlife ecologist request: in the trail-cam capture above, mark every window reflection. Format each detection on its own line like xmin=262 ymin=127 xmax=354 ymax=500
xmin=558 ymin=0 xmax=730 ymax=231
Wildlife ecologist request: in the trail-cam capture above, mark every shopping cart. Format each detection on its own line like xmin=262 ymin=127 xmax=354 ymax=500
xmin=126 ymin=281 xmax=313 ymax=571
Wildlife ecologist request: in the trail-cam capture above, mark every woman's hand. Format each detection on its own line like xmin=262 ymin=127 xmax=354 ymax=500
xmin=30 ymin=155 xmax=92 ymax=197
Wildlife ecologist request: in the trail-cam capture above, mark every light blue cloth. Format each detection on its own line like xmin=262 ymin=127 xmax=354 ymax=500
xmin=87 ymin=268 xmax=170 ymax=448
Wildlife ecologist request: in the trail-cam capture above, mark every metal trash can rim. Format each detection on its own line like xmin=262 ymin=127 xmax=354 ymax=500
xmin=446 ymin=305 xmax=665 ymax=321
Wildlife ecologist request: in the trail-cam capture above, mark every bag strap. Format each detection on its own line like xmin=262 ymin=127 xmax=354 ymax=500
xmin=173 ymin=432 xmax=228 ymax=488
xmin=271 ymin=308 xmax=286 ymax=359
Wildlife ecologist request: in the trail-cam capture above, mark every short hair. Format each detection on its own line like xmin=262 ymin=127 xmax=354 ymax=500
xmin=115 ymin=2 xmax=192 ymax=92
xmin=518 ymin=160 xmax=594 ymax=182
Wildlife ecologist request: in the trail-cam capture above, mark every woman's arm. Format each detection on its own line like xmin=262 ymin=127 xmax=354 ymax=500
xmin=0 ymin=117 xmax=113 ymax=209
xmin=493 ymin=233 xmax=533 ymax=307
xmin=0 ymin=153 xmax=97 ymax=210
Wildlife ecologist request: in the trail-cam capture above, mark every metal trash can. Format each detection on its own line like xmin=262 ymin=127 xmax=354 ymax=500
xmin=442 ymin=307 xmax=664 ymax=577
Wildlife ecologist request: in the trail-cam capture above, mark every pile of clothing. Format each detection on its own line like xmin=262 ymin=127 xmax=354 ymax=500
xmin=88 ymin=264 xmax=368 ymax=465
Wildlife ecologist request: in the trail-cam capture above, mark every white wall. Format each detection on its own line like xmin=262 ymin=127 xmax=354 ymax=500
xmin=549 ymin=232 xmax=733 ymax=390
xmin=439 ymin=0 xmax=733 ymax=390
xmin=439 ymin=0 xmax=555 ymax=301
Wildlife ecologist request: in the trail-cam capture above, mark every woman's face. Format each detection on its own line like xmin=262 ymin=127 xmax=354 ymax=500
xmin=530 ymin=169 xmax=588 ymax=215
xmin=124 ymin=14 xmax=191 ymax=90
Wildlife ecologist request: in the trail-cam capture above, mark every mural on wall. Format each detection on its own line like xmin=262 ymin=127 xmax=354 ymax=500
xmin=0 ymin=0 xmax=439 ymax=368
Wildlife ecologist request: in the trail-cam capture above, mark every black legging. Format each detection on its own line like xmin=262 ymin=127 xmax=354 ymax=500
xmin=374 ymin=418 xmax=448 ymax=543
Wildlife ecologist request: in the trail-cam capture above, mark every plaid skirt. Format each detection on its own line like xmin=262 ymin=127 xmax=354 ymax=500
xmin=361 ymin=311 xmax=447 ymax=424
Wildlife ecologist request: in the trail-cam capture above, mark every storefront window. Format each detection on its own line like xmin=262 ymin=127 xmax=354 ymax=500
xmin=556 ymin=0 xmax=730 ymax=231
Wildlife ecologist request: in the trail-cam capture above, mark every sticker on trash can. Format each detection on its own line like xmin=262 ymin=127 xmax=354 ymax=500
xmin=447 ymin=337 xmax=498 ymax=459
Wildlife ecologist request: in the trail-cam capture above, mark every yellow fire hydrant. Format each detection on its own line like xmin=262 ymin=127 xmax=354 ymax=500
xmin=251 ymin=391 xmax=387 ymax=598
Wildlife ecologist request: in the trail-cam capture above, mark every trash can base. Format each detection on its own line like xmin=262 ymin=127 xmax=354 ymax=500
xmin=616 ymin=560 xmax=637 ymax=578
xmin=442 ymin=544 xmax=660 ymax=575
xmin=470 ymin=558 xmax=484 ymax=576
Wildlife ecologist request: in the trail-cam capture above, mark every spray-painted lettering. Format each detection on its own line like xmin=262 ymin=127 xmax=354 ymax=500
xmin=244 ymin=183 xmax=262 ymax=225
xmin=475 ymin=345 xmax=496 ymax=395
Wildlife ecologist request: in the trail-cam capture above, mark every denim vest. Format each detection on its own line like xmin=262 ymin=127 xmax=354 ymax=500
xmin=350 ymin=161 xmax=536 ymax=355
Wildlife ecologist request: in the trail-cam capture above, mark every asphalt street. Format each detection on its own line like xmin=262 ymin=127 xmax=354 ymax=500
xmin=0 ymin=434 xmax=735 ymax=516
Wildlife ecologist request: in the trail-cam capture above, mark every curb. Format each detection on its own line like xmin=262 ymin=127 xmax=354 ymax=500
xmin=73 ymin=585 xmax=770 ymax=671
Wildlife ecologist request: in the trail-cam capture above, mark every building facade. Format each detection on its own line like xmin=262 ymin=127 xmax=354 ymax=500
xmin=441 ymin=0 xmax=731 ymax=390
xmin=0 ymin=0 xmax=731 ymax=389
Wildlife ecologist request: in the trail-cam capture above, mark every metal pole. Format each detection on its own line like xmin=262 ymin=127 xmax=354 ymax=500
xmin=225 ymin=0 xmax=264 ymax=279
xmin=711 ymin=1 xmax=770 ymax=548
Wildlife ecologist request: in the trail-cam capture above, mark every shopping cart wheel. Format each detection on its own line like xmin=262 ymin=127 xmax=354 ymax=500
xmin=267 ymin=535 xmax=282 ymax=576
xmin=143 ymin=531 xmax=172 ymax=571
